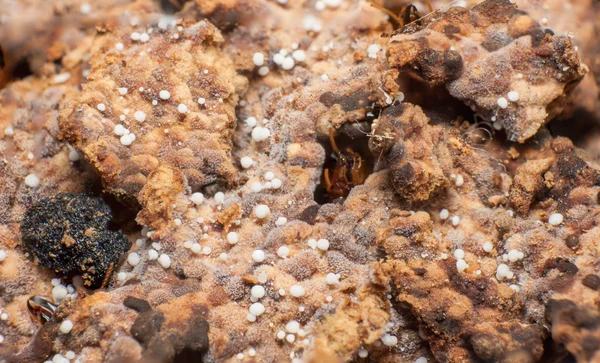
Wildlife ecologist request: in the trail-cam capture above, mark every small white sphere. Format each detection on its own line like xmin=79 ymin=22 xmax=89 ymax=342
xmin=381 ymin=334 xmax=398 ymax=346
xmin=191 ymin=243 xmax=202 ymax=254
xmin=118 ymin=87 xmax=128 ymax=95
xmin=453 ymin=249 xmax=465 ymax=259
xmin=325 ymin=273 xmax=339 ymax=285
xmin=198 ymin=97 xmax=206 ymax=105
xmin=286 ymin=334 xmax=296 ymax=343
xmin=307 ymin=239 xmax=317 ymax=249
xmin=247 ymin=313 xmax=256 ymax=322
xmin=439 ymin=209 xmax=449 ymax=220
xmin=507 ymin=91 xmax=519 ymax=102
xmin=159 ymin=90 xmax=171 ymax=100
xmin=451 ymin=216 xmax=460 ymax=226
xmin=497 ymin=97 xmax=508 ymax=109
xmin=148 ymin=249 xmax=159 ymax=260
xmin=250 ymin=182 xmax=263 ymax=193
xmin=507 ymin=249 xmax=522 ymax=262
xmin=275 ymin=216 xmax=287 ymax=226
xmin=277 ymin=330 xmax=286 ymax=339
xmin=273 ymin=53 xmax=285 ymax=65
xmin=140 ymin=33 xmax=149 ymax=42
xmin=456 ymin=259 xmax=469 ymax=272
xmin=496 ymin=263 xmax=510 ymax=279
xmin=214 ymin=192 xmax=225 ymax=204
xmin=358 ymin=348 xmax=368 ymax=358
xmin=227 ymin=232 xmax=239 ymax=244
xmin=292 ymin=50 xmax=306 ymax=62
xmin=252 ymin=52 xmax=265 ymax=66
xmin=289 ymin=285 xmax=305 ymax=297
xmin=191 ymin=192 xmax=205 ymax=205
xmin=134 ymin=111 xmax=146 ymax=122
xmin=482 ymin=242 xmax=494 ymax=252
xmin=367 ymin=44 xmax=380 ymax=55
xmin=252 ymin=249 xmax=265 ymax=262
xmin=65 ymin=351 xmax=76 ymax=360
xmin=245 ymin=116 xmax=257 ymax=127
xmin=158 ymin=254 xmax=171 ymax=268
xmin=177 ymin=104 xmax=188 ymax=113
xmin=251 ymin=285 xmax=266 ymax=299
xmin=317 ymin=239 xmax=330 ymax=251
xmin=59 ymin=320 xmax=73 ymax=334
xmin=548 ymin=213 xmax=563 ymax=226
xmin=25 ymin=174 xmax=40 ymax=188
xmin=52 ymin=285 xmax=68 ymax=302
xmin=249 ymin=302 xmax=265 ymax=316
xmin=271 ymin=178 xmax=282 ymax=189
xmin=277 ymin=245 xmax=290 ymax=258
xmin=415 ymin=357 xmax=428 ymax=363
xmin=264 ymin=171 xmax=275 ymax=180
xmin=97 ymin=103 xmax=106 ymax=112
xmin=127 ymin=252 xmax=141 ymax=266
xmin=254 ymin=204 xmax=270 ymax=219
xmin=285 ymin=320 xmax=300 ymax=333
xmin=240 ymin=156 xmax=254 ymax=169
xmin=455 ymin=175 xmax=464 ymax=187
xmin=0 ymin=250 xmax=6 ymax=261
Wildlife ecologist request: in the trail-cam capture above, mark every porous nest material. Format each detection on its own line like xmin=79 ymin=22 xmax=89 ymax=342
xmin=387 ymin=0 xmax=587 ymax=143
xmin=21 ymin=193 xmax=131 ymax=287
xmin=60 ymin=19 xmax=248 ymax=213
xmin=2 ymin=0 xmax=600 ymax=362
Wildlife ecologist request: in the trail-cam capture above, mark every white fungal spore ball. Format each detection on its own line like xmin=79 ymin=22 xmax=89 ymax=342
xmin=271 ymin=178 xmax=282 ymax=189
xmin=289 ymin=285 xmax=305 ymax=297
xmin=381 ymin=334 xmax=398 ymax=346
xmin=227 ymin=232 xmax=239 ymax=245
xmin=264 ymin=171 xmax=275 ymax=180
xmin=250 ymin=182 xmax=263 ymax=193
xmin=148 ymin=249 xmax=159 ymax=260
xmin=456 ymin=259 xmax=469 ymax=272
xmin=482 ymin=241 xmax=494 ymax=252
xmin=317 ymin=239 xmax=330 ymax=251
xmin=214 ymin=192 xmax=225 ymax=204
xmin=190 ymin=192 xmax=205 ymax=205
xmin=251 ymin=285 xmax=266 ymax=299
xmin=496 ymin=263 xmax=511 ymax=280
xmin=325 ymin=273 xmax=339 ymax=285
xmin=507 ymin=91 xmax=519 ymax=102
xmin=0 ymin=250 xmax=6 ymax=261
xmin=191 ymin=243 xmax=201 ymax=254
xmin=251 ymin=126 xmax=271 ymax=142
xmin=240 ymin=156 xmax=254 ymax=169
xmin=497 ymin=97 xmax=508 ymax=109
xmin=439 ymin=209 xmax=449 ymax=220
xmin=455 ymin=174 xmax=464 ymax=186
xmin=97 ymin=103 xmax=106 ymax=112
xmin=59 ymin=320 xmax=73 ymax=334
xmin=25 ymin=174 xmax=40 ymax=188
xmin=292 ymin=50 xmax=306 ymax=62
xmin=177 ymin=104 xmax=188 ymax=113
xmin=52 ymin=285 xmax=68 ymax=302
xmin=415 ymin=357 xmax=428 ymax=363
xmin=245 ymin=116 xmax=257 ymax=127
xmin=285 ymin=320 xmax=300 ymax=333
xmin=507 ymin=249 xmax=524 ymax=262
xmin=249 ymin=302 xmax=265 ymax=316
xmin=118 ymin=87 xmax=128 ymax=95
xmin=254 ymin=204 xmax=270 ymax=219
xmin=275 ymin=216 xmax=287 ymax=226
xmin=158 ymin=254 xmax=171 ymax=268
xmin=548 ymin=213 xmax=563 ymax=226
xmin=358 ymin=348 xmax=368 ymax=358
xmin=252 ymin=52 xmax=265 ymax=66
xmin=247 ymin=313 xmax=257 ymax=322
xmin=127 ymin=252 xmax=141 ymax=266
xmin=277 ymin=245 xmax=290 ymax=258
xmin=451 ymin=216 xmax=460 ymax=226
xmin=252 ymin=249 xmax=265 ymax=263
xmin=453 ymin=249 xmax=465 ymax=259
xmin=159 ymin=90 xmax=171 ymax=100
xmin=134 ymin=111 xmax=146 ymax=122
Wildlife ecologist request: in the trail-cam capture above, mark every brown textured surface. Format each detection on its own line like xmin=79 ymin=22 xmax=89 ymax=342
xmin=1 ymin=0 xmax=600 ymax=362
xmin=388 ymin=0 xmax=587 ymax=143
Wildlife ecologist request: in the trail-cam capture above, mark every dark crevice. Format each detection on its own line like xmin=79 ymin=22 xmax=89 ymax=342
xmin=11 ymin=57 xmax=32 ymax=80
xmin=314 ymin=122 xmax=374 ymax=205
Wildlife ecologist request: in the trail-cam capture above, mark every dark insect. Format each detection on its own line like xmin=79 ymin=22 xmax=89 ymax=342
xmin=27 ymin=296 xmax=57 ymax=327
xmin=323 ymin=128 xmax=369 ymax=201
xmin=371 ymin=0 xmax=433 ymax=29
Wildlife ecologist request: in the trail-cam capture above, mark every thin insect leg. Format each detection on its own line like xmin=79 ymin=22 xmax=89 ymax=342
xmin=369 ymin=1 xmax=403 ymax=25
xmin=324 ymin=169 xmax=332 ymax=192
xmin=329 ymin=128 xmax=341 ymax=154
xmin=425 ymin=0 xmax=433 ymax=13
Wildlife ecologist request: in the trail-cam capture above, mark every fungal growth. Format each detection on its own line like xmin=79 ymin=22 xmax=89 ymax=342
xmin=21 ymin=193 xmax=131 ymax=288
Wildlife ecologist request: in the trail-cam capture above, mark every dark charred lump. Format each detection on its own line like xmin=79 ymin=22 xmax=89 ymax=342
xmin=21 ymin=193 xmax=131 ymax=287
